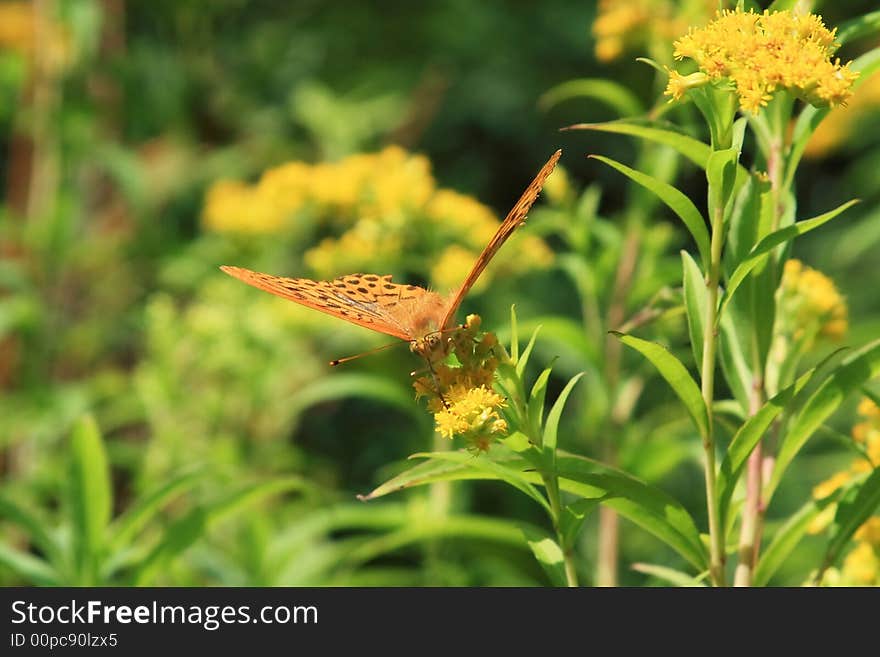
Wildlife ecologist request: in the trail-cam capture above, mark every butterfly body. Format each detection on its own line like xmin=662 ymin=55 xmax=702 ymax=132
xmin=220 ymin=149 xmax=561 ymax=360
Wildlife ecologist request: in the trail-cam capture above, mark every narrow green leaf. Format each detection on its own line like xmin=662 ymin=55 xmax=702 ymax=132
xmin=753 ymin=493 xmax=838 ymax=586
xmin=509 ymin=305 xmax=519 ymax=363
xmin=717 ymin=370 xmax=813 ymax=535
xmin=403 ymin=451 xmax=551 ymax=513
xmin=559 ymin=498 xmax=602 ymax=549
xmin=614 ymin=333 xmax=708 ymax=438
xmin=555 ymin=454 xmax=707 ymax=570
xmin=769 ymin=339 xmax=880 ymax=500
xmin=133 ymin=478 xmax=305 ymax=585
xmin=0 ymin=544 xmax=60 ymax=586
xmin=681 ymin=251 xmax=708 ymax=370
xmin=823 ymin=468 xmax=880 ymax=571
xmin=570 ymin=120 xmax=712 ymax=169
xmin=542 ymin=372 xmax=585 ymax=461
xmin=706 ymin=147 xmax=740 ymax=218
xmin=527 ymin=367 xmax=553 ymax=441
xmin=836 ymin=10 xmax=880 ymax=45
xmin=521 ymin=526 xmax=568 ymax=587
xmin=590 ymin=154 xmax=710 ymax=268
xmin=68 ymin=414 xmax=112 ymax=583
xmin=0 ymin=493 xmax=61 ymax=566
xmin=108 ymin=469 xmax=206 ymax=552
xmin=516 ymin=325 xmax=543 ymax=377
xmin=539 ymin=78 xmax=643 ymax=116
xmin=720 ymin=199 xmax=860 ymax=320
xmin=718 ymin=305 xmax=753 ymax=412
xmin=631 ymin=562 xmax=707 ymax=586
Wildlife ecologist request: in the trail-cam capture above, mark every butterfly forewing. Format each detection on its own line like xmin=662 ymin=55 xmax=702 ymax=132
xmin=439 ymin=149 xmax=561 ymax=328
xmin=220 ymin=266 xmax=427 ymax=341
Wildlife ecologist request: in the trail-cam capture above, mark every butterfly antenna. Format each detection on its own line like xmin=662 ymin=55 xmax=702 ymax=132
xmin=329 ymin=340 xmax=404 ymax=366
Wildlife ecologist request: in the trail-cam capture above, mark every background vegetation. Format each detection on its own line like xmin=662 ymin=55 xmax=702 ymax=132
xmin=1 ymin=0 xmax=878 ymax=586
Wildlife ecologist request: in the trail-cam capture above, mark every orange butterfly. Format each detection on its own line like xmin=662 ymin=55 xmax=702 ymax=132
xmin=221 ymin=149 xmax=561 ymax=360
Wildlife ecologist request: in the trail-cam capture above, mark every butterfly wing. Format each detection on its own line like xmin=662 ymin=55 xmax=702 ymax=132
xmin=439 ymin=149 xmax=562 ymax=329
xmin=220 ymin=266 xmax=427 ymax=341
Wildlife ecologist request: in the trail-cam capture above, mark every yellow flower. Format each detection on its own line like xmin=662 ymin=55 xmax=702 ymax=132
xmin=592 ymin=0 xmax=713 ymax=64
xmin=812 ymin=470 xmax=852 ymax=501
xmin=414 ymin=315 xmax=508 ymax=451
xmin=778 ymin=259 xmax=848 ymax=344
xmin=668 ymin=9 xmax=857 ymax=113
xmin=805 ymin=71 xmax=880 ymax=159
xmin=664 ymin=69 xmax=710 ymax=101
xmin=0 ymin=1 xmax=71 ymax=73
xmin=855 ymin=518 xmax=880 ymax=548
xmin=840 ymin=541 xmax=879 ymax=585
xmin=431 ymin=245 xmax=482 ymax=294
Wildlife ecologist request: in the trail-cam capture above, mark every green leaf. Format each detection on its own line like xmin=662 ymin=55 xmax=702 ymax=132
xmin=836 ymin=11 xmax=880 ymax=47
xmin=720 ymin=199 xmax=860 ymax=320
xmin=108 ymin=469 xmax=206 ymax=553
xmin=717 ymin=370 xmax=813 ymax=535
xmin=68 ymin=414 xmax=112 ymax=584
xmin=542 ymin=372 xmax=585 ymax=464
xmin=403 ymin=451 xmax=551 ymax=513
xmin=555 ymin=454 xmax=707 ymax=570
xmin=527 ymin=367 xmax=552 ymax=442
xmin=0 ymin=493 xmax=61 ymax=566
xmin=0 ymin=544 xmax=60 ymax=586
xmin=631 ymin=562 xmax=707 ymax=587
xmin=539 ymin=78 xmax=643 ymax=117
xmin=681 ymin=251 xmax=708 ymax=370
xmin=133 ymin=477 xmax=306 ymax=585
xmin=559 ymin=498 xmax=602 ymax=550
xmin=614 ymin=333 xmax=708 ymax=438
xmin=516 ymin=325 xmax=543 ymax=377
xmin=706 ymin=147 xmax=740 ymax=219
xmin=590 ymin=154 xmax=710 ymax=269
xmin=571 ymin=120 xmax=712 ymax=169
xmin=718 ymin=305 xmax=753 ymax=412
xmin=521 ymin=526 xmax=569 ymax=586
xmin=753 ymin=494 xmax=835 ymax=586
xmin=823 ymin=468 xmax=880 ymax=572
xmin=769 ymin=339 xmax=880 ymax=500
xmin=509 ymin=304 xmax=520 ymax=363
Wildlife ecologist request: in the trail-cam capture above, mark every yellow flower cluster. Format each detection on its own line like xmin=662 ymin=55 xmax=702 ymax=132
xmin=667 ymin=9 xmax=858 ymax=113
xmin=0 ymin=1 xmax=71 ymax=73
xmin=812 ymin=399 xmax=880 ymax=585
xmin=592 ymin=0 xmax=714 ymax=63
xmin=805 ymin=71 xmax=880 ymax=159
xmin=203 ymin=145 xmax=552 ymax=292
xmin=413 ymin=315 xmax=508 ymax=451
xmin=777 ymin=259 xmax=848 ymax=344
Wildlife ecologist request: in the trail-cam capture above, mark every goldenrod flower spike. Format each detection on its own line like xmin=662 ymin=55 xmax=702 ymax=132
xmin=666 ymin=8 xmax=858 ymax=114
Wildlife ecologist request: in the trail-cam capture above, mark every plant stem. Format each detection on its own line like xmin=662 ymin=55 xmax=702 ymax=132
xmin=702 ymin=205 xmax=726 ymax=587
xmin=545 ymin=475 xmax=578 ymax=587
xmin=733 ymin=378 xmax=765 ymax=586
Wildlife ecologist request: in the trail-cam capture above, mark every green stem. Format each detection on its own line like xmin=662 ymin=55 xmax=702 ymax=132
xmin=544 ymin=475 xmax=578 ymax=587
xmin=702 ymin=205 xmax=726 ymax=587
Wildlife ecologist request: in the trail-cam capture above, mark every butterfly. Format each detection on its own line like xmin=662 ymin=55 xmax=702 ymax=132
xmin=221 ymin=149 xmax=561 ymax=361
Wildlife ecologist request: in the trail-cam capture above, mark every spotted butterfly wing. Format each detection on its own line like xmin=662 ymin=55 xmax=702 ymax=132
xmin=219 ymin=267 xmax=441 ymax=341
xmin=439 ymin=148 xmax=561 ymax=329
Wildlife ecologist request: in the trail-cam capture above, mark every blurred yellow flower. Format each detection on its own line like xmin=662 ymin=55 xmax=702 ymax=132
xmin=0 ymin=1 xmax=72 ymax=74
xmin=810 ymin=399 xmax=880 ymax=551
xmin=840 ymin=541 xmax=879 ymax=585
xmin=805 ymin=71 xmax=880 ymax=159
xmin=203 ymin=146 xmax=552 ymax=293
xmin=778 ymin=259 xmax=848 ymax=344
xmin=592 ymin=0 xmax=713 ymax=63
xmin=668 ymin=9 xmax=857 ymax=113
